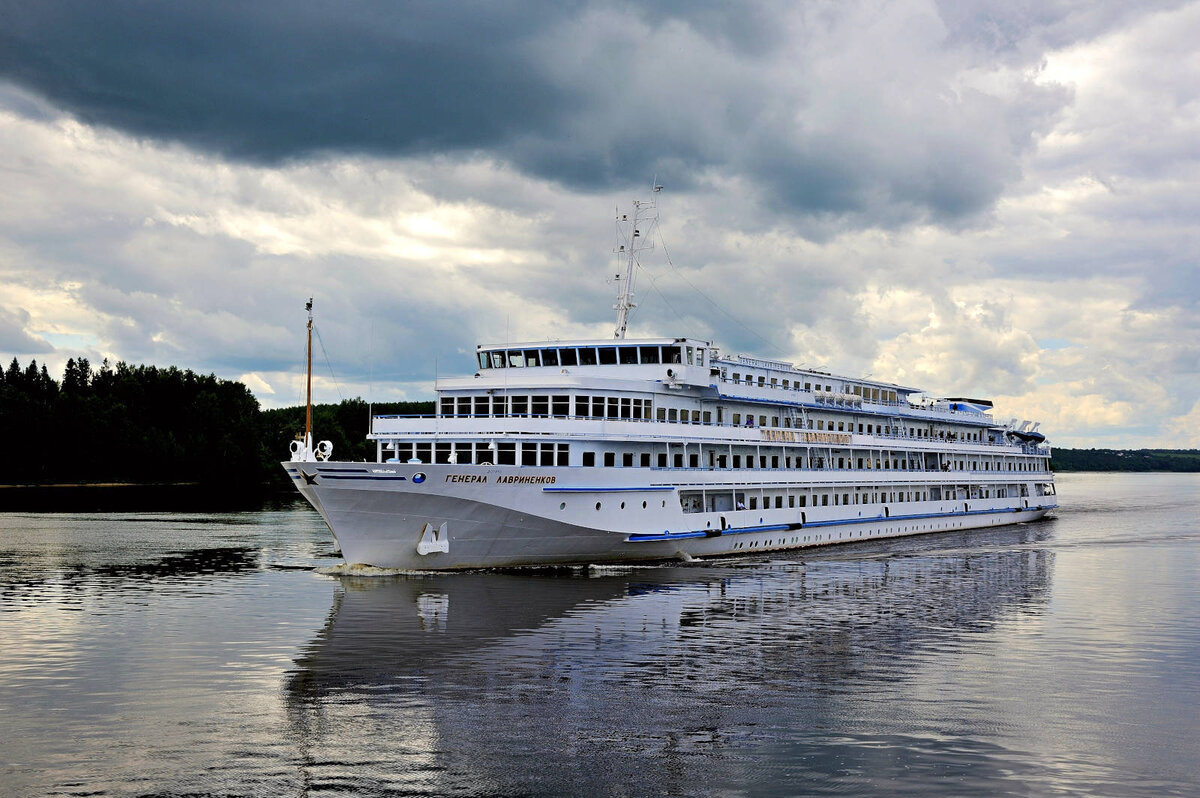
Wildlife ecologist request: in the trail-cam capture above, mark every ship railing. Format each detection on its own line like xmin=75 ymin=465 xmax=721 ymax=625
xmin=372 ymin=413 xmax=1040 ymax=451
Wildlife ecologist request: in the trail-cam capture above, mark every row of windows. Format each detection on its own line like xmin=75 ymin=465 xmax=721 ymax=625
xmin=381 ymin=439 xmax=1047 ymax=472
xmin=477 ymin=344 xmax=698 ymax=370
xmin=678 ymin=486 xmax=1010 ymax=513
xmin=439 ymin=393 xmax=988 ymax=443
xmin=726 ymin=373 xmax=899 ymax=404
xmin=385 ymin=441 xmax=569 ymax=466
xmin=581 ymin=449 xmax=1047 ymax=472
xmin=440 ymin=395 xmax=654 ymax=420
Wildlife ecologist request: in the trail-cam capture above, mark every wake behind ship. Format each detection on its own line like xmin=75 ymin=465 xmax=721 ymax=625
xmin=285 ymin=193 xmax=1057 ymax=569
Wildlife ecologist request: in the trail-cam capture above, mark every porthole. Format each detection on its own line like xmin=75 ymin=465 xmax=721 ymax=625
xmin=661 ymin=500 xmax=666 ymax=507
xmin=595 ymin=502 xmax=601 ymax=511
xmin=642 ymin=501 xmax=647 ymax=509
xmin=559 ymin=502 xmax=566 ymax=510
xmin=620 ymin=501 xmax=626 ymax=509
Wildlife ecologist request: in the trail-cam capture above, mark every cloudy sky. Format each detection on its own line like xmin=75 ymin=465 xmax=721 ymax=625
xmin=1 ymin=0 xmax=1197 ymax=448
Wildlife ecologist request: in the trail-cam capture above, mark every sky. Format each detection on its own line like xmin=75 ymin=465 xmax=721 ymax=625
xmin=1 ymin=0 xmax=1197 ymax=449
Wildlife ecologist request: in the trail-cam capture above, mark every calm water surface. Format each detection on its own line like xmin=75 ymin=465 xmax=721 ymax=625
xmin=1 ymin=472 xmax=1197 ymax=797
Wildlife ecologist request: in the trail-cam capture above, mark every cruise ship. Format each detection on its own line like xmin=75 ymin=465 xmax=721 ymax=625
xmin=286 ymin=196 xmax=1057 ymax=570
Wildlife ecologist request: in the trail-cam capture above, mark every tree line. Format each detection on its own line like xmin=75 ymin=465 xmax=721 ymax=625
xmin=3 ymin=358 xmax=1197 ymax=487
xmin=0 ymin=357 xmax=431 ymax=490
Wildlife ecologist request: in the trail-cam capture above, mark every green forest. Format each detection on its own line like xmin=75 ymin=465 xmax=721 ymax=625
xmin=0 ymin=357 xmax=431 ymax=491
xmin=2 ymin=358 xmax=1197 ymax=492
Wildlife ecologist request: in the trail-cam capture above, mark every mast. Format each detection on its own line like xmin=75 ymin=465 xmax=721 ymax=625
xmin=613 ymin=182 xmax=663 ymax=339
xmin=305 ymin=297 xmax=313 ymax=455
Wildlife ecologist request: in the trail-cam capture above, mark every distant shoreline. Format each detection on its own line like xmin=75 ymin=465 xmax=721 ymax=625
xmin=0 ymin=481 xmax=295 ymax=512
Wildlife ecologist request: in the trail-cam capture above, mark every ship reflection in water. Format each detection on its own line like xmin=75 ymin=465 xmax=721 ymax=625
xmin=286 ymin=526 xmax=1053 ymax=796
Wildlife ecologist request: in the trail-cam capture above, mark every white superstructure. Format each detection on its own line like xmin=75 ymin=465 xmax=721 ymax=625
xmin=286 ymin=200 xmax=1057 ymax=570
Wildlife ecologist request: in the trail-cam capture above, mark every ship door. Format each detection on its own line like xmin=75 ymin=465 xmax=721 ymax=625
xmin=720 ymin=515 xmax=728 ymax=530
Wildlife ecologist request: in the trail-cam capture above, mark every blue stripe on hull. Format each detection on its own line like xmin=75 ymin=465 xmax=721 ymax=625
xmin=627 ymin=505 xmax=1054 ymax=542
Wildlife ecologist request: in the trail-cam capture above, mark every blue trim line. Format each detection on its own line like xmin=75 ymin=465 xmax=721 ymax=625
xmin=627 ymin=505 xmax=1052 ymax=543
xmin=542 ymin=486 xmax=676 ymax=493
xmin=316 ymin=474 xmax=408 ymax=481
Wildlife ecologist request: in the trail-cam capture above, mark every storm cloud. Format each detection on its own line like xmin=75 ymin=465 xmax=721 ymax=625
xmin=1 ymin=0 xmax=1091 ymax=225
xmin=1 ymin=0 xmax=1198 ymax=448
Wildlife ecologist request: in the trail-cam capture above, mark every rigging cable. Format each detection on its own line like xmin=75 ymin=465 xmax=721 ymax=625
xmin=313 ymin=325 xmax=346 ymax=402
xmin=654 ymin=227 xmax=786 ymax=359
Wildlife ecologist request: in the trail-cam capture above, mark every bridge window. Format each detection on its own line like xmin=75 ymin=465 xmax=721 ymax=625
xmin=663 ymin=346 xmax=682 ymax=363
xmin=578 ymin=347 xmax=598 ymax=365
xmin=560 ymin=348 xmax=578 ymax=366
xmin=640 ymin=346 xmax=660 ymax=364
xmin=619 ymin=347 xmax=639 ymax=365
xmin=540 ymin=348 xmax=559 ymax=367
xmin=598 ymin=346 xmax=618 ymax=365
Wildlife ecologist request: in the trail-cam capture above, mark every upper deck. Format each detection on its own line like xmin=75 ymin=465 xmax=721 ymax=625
xmin=442 ymin=336 xmax=998 ymax=428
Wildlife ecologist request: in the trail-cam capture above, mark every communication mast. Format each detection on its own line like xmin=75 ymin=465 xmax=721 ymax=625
xmin=613 ymin=182 xmax=663 ymax=339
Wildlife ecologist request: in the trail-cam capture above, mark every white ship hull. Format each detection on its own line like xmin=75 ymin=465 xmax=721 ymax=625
xmin=285 ymin=461 xmax=1056 ymax=570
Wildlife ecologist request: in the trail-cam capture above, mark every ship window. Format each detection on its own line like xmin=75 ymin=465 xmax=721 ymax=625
xmin=783 ymin=379 xmax=790 ymax=389
xmin=623 ymin=453 xmax=633 ymax=467
xmin=758 ymin=376 xmax=765 ymax=387
xmin=639 ymin=346 xmax=660 ymax=364
xmin=657 ymin=407 xmax=666 ymax=421
xmin=718 ymin=454 xmax=728 ymax=468
xmin=505 ymin=350 xmax=523 ymax=367
xmin=775 ymin=496 xmax=783 ymax=508
xmin=770 ymin=378 xmax=777 ymax=387
xmin=478 ymin=352 xmax=490 ymax=370
xmin=540 ymin=348 xmax=559 ymax=367
xmin=557 ymin=445 xmax=569 ymax=466
xmin=607 ymin=397 xmax=619 ymax=418
xmin=552 ymin=396 xmax=569 ymax=416
xmin=689 ymin=453 xmax=698 ymax=468
xmin=640 ymin=453 xmax=650 ymax=467
xmin=497 ymin=442 xmax=516 ymax=465
xmin=663 ymin=346 xmax=682 ymax=363
xmin=658 ymin=453 xmax=667 ymax=467
xmin=541 ymin=444 xmax=556 ymax=466
xmin=531 ymin=395 xmax=549 ymax=416
xmin=668 ymin=408 xmax=678 ymax=422
xmin=732 ymin=372 xmax=740 ymax=383
xmin=619 ymin=347 xmax=639 ymax=365
xmin=578 ymin=347 xmax=598 ymax=365
xmin=604 ymin=452 xmax=615 ymax=467
xmin=749 ymin=497 xmax=757 ymax=510
xmin=620 ymin=398 xmax=632 ymax=418
xmin=583 ymin=451 xmax=595 ymax=467
xmin=575 ymin=396 xmax=589 ymax=417
xmin=598 ymin=346 xmax=618 ymax=365
xmin=733 ymin=455 xmax=741 ymax=468
xmin=521 ymin=443 xmax=537 ymax=466
xmin=510 ymin=396 xmax=527 ymax=416
xmin=560 ymin=348 xmax=578 ymax=366
xmin=524 ymin=350 xmax=540 ymax=367
xmin=732 ymin=413 xmax=741 ymax=425
xmin=703 ymin=411 xmax=712 ymax=424
xmin=772 ymin=456 xmax=780 ymax=469
xmin=439 ymin=398 xmax=453 ymax=416
xmin=674 ymin=453 xmax=684 ymax=468
xmin=491 ymin=351 xmax=506 ymax=368
xmin=805 ymin=382 xmax=812 ymax=390
xmin=771 ymin=416 xmax=779 ymax=427
xmin=592 ymin=396 xmax=604 ymax=417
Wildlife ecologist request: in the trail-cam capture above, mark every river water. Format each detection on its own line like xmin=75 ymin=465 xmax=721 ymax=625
xmin=1 ymin=472 xmax=1197 ymax=797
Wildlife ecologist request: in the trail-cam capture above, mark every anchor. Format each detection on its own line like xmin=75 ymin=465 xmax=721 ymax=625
xmin=416 ymin=522 xmax=449 ymax=555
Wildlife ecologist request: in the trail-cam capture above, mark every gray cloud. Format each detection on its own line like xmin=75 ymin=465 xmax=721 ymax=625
xmin=0 ymin=0 xmax=1107 ymax=227
xmin=0 ymin=306 xmax=52 ymax=355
